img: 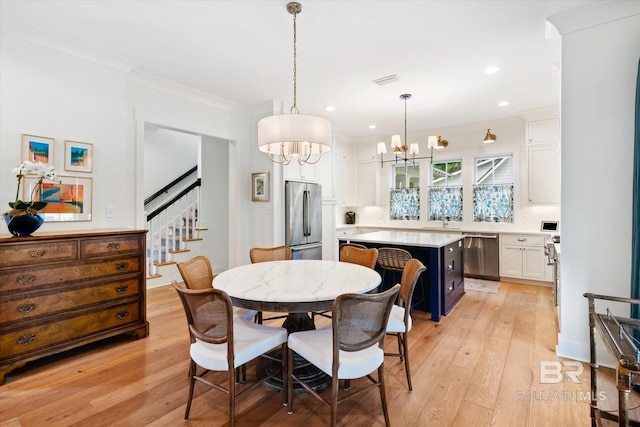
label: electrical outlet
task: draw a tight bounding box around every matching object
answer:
[106,206,115,218]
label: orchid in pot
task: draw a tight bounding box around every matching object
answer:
[3,161,60,236]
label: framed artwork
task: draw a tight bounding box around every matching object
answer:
[64,140,93,173]
[251,172,269,202]
[22,134,55,166]
[24,175,93,222]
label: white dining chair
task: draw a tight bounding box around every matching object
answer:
[172,283,288,427]
[287,284,400,427]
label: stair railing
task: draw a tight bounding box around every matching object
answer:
[145,182,201,277]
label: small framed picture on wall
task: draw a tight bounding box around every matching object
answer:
[22,134,55,166]
[64,140,93,173]
[251,172,269,202]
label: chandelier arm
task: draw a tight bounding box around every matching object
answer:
[298,153,322,165]
[268,149,292,165]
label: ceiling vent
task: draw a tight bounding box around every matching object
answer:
[372,74,400,86]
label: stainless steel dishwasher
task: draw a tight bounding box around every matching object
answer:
[463,233,500,281]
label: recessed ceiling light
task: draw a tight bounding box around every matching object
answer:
[498,101,509,107]
[325,105,335,111]
[484,66,499,75]
[369,125,376,129]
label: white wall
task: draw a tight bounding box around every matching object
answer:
[0,34,132,230]
[550,5,640,361]
[0,32,256,279]
[144,126,199,197]
[127,75,253,270]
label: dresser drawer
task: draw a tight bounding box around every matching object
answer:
[0,301,142,359]
[0,240,78,268]
[80,235,143,258]
[0,256,141,293]
[0,277,141,324]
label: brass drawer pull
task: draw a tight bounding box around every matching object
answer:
[29,248,47,258]
[107,242,121,250]
[18,333,36,346]
[116,310,129,320]
[116,285,129,294]
[17,274,36,285]
[115,262,129,271]
[17,303,36,313]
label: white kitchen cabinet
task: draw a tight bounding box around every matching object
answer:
[336,226,358,237]
[527,143,560,204]
[500,234,551,282]
[283,161,317,182]
[527,118,559,145]
[335,160,355,205]
[356,162,379,205]
[358,143,377,163]
[354,143,380,206]
[334,141,354,163]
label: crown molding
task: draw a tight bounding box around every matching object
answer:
[1,17,140,73]
[128,70,248,115]
[548,1,640,35]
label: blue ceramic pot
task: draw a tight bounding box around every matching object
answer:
[3,213,44,237]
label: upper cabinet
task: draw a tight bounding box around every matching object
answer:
[356,143,381,206]
[527,144,561,204]
[334,140,354,163]
[334,141,355,205]
[527,119,560,145]
[283,136,335,200]
[283,160,317,182]
[526,118,561,204]
[358,143,377,163]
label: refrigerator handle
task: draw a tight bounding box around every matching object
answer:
[303,190,310,236]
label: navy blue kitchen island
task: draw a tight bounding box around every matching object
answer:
[338,230,465,322]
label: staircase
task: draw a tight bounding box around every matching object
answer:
[145,172,206,285]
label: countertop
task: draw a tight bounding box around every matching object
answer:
[336,224,556,237]
[338,230,464,248]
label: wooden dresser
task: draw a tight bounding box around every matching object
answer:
[0,229,149,384]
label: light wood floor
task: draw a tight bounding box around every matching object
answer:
[0,281,597,426]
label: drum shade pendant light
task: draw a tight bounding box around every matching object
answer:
[483,128,497,143]
[377,94,447,168]
[258,2,332,165]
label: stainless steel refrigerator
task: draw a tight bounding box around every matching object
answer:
[285,180,322,259]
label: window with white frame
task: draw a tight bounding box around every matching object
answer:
[473,155,514,223]
[428,160,462,222]
[390,164,420,220]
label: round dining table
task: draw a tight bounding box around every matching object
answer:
[213,259,382,392]
[213,259,381,331]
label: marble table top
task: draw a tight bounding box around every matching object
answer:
[213,260,381,304]
[339,230,464,248]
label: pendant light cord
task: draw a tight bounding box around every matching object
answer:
[291,7,298,114]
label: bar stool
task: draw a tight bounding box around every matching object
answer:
[376,247,411,291]
[377,248,427,311]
